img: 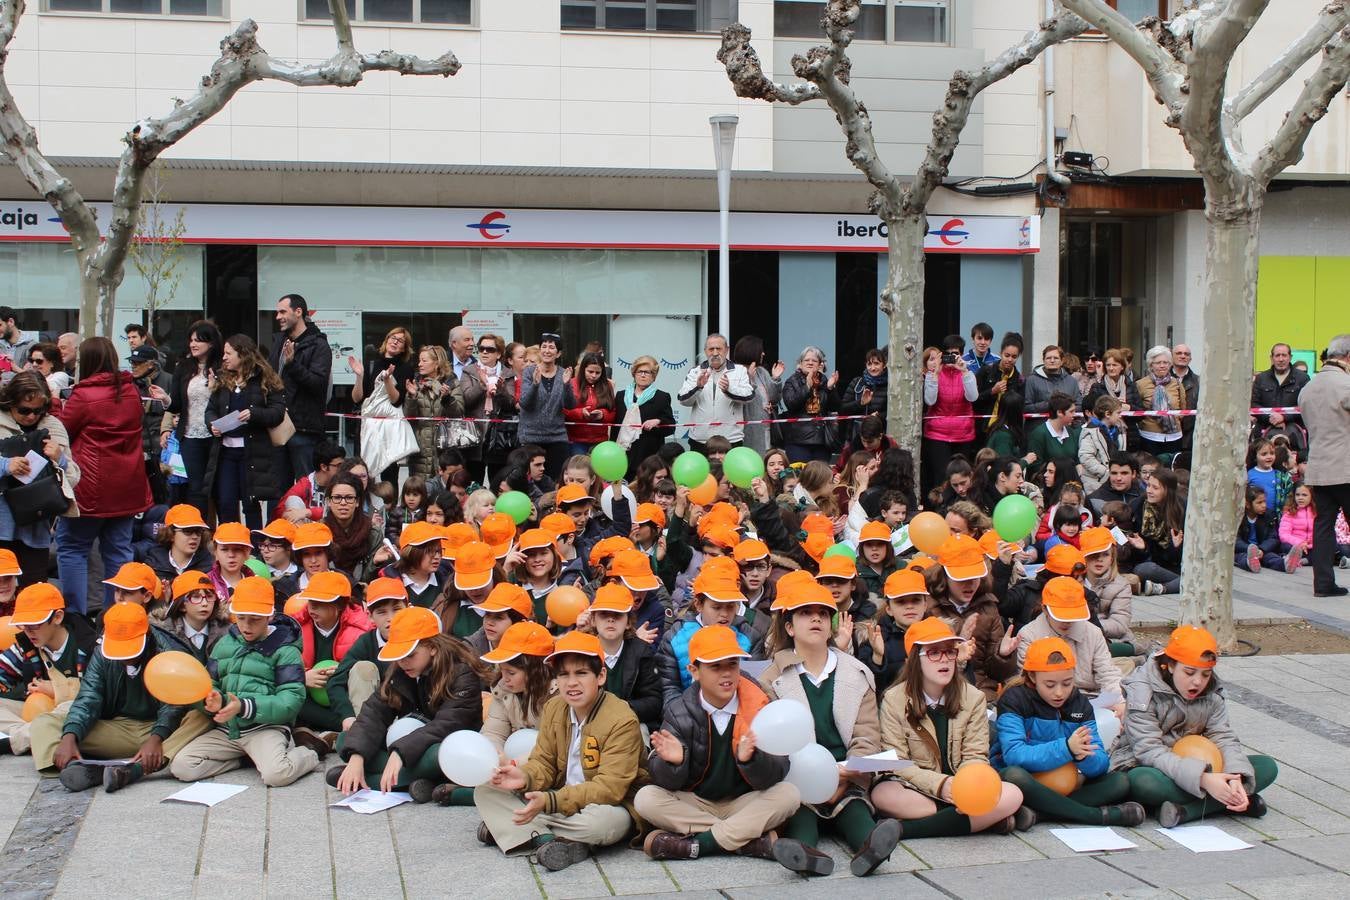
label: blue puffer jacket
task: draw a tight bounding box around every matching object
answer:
[992,682,1109,778]
[655,613,753,709]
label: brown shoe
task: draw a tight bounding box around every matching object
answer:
[643,830,699,860]
[291,727,331,760]
[735,831,777,859]
[773,838,834,876]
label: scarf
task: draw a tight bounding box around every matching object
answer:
[1089,416,1119,445]
[1102,374,1128,402]
[326,512,374,575]
[625,381,658,408]
[1150,373,1178,434]
[1140,503,1169,545]
[859,369,886,395]
[987,367,1013,430]
[802,374,822,416]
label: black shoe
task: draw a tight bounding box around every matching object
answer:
[534,837,591,872]
[1014,805,1038,831]
[850,818,902,877]
[773,838,834,876]
[1157,801,1188,828]
[1240,794,1268,819]
[1109,802,1146,827]
[432,783,460,807]
[0,734,10,755]
[735,832,777,859]
[408,779,437,804]
[1314,586,1349,597]
[476,820,493,845]
[59,762,102,793]
[102,763,144,794]
[325,765,345,788]
[292,728,331,760]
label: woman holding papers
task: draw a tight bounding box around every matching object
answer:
[206,335,286,529]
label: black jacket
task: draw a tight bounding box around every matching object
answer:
[857,614,908,693]
[1088,482,1145,523]
[974,362,1026,418]
[1000,573,1104,633]
[340,661,482,767]
[205,374,287,503]
[1235,512,1280,553]
[648,681,788,794]
[138,543,213,582]
[612,389,675,476]
[1251,366,1309,427]
[268,323,332,434]
[606,636,663,731]
[779,370,839,448]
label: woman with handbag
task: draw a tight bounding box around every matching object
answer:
[56,337,151,616]
[404,345,465,480]
[460,333,518,482]
[612,355,674,479]
[0,372,78,587]
[349,327,417,485]
[164,320,223,518]
[206,335,286,529]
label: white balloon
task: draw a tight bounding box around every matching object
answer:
[385,716,425,747]
[751,699,815,756]
[438,729,498,787]
[786,743,840,804]
[1094,708,1122,751]
[503,728,539,763]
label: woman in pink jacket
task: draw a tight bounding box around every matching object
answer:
[1279,484,1316,557]
[922,336,979,499]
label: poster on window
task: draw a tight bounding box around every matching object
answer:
[311,309,363,386]
[462,310,513,345]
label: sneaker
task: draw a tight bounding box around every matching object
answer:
[476,820,493,845]
[1284,545,1304,574]
[58,762,102,793]
[102,763,143,794]
[292,727,331,760]
[324,765,345,788]
[408,779,437,804]
[850,818,902,877]
[642,830,699,860]
[1314,586,1349,597]
[1108,802,1146,827]
[1246,544,1262,573]
[773,838,834,876]
[1013,805,1038,831]
[1240,794,1268,819]
[1157,801,1188,829]
[534,837,591,872]
[735,832,777,859]
[1144,580,1166,596]
[1338,556,1349,570]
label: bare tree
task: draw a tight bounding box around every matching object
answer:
[1059,0,1350,648]
[0,0,460,339]
[718,0,1087,476]
[128,165,187,343]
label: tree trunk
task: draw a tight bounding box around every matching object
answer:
[882,212,926,481]
[1178,185,1264,650]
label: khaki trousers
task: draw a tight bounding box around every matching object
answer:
[30,710,212,773]
[473,783,633,854]
[348,661,380,717]
[634,782,800,850]
[169,725,320,787]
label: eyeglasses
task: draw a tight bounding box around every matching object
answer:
[634,368,657,376]
[15,406,46,417]
[329,494,358,504]
[923,646,960,662]
[184,592,216,604]
[260,538,288,548]
[740,561,771,572]
[478,345,499,353]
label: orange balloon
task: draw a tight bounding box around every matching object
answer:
[689,475,718,507]
[908,512,951,555]
[545,585,590,627]
[0,616,16,652]
[21,692,55,722]
[481,690,493,720]
[1031,761,1082,796]
[951,761,1002,816]
[283,594,307,618]
[144,650,213,706]
[1172,734,1224,772]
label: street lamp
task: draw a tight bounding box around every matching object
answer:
[709,114,739,339]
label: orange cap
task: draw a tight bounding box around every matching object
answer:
[481,621,555,663]
[884,568,929,600]
[590,583,635,614]
[556,484,594,507]
[610,548,659,592]
[1045,544,1087,575]
[770,575,836,612]
[516,528,558,553]
[692,556,747,603]
[440,522,479,559]
[540,512,577,537]
[936,534,988,582]
[171,571,216,602]
[292,522,334,551]
[103,562,163,599]
[378,607,444,662]
[732,539,770,564]
[229,578,275,617]
[298,570,352,603]
[0,548,20,577]
[1042,576,1089,622]
[453,541,497,590]
[701,524,741,550]
[11,583,65,626]
[800,513,833,538]
[1079,527,1114,557]
[816,555,857,581]
[588,536,635,570]
[1164,625,1219,669]
[1023,636,1077,672]
[688,624,750,664]
[212,522,252,547]
[101,602,150,660]
[858,521,892,544]
[801,532,833,564]
[545,629,604,663]
[480,512,517,557]
[164,504,209,530]
[906,555,937,572]
[254,518,297,544]
[364,576,409,608]
[904,616,959,655]
[472,582,533,619]
[399,521,444,550]
[978,530,1019,559]
[698,503,740,533]
[635,503,667,530]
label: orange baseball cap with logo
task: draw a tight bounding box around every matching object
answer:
[688,624,750,664]
[101,602,151,660]
[364,576,409,608]
[858,521,892,544]
[254,519,297,544]
[299,570,352,603]
[472,582,533,619]
[540,512,577,537]
[801,533,833,564]
[516,528,558,553]
[480,512,517,557]
[588,535,635,570]
[698,503,740,535]
[770,576,835,612]
[229,578,275,618]
[545,629,604,664]
[378,607,444,662]
[103,562,163,599]
[800,513,833,538]
[635,503,667,530]
[399,521,443,551]
[292,522,334,551]
[904,616,959,655]
[171,571,216,603]
[1023,636,1077,672]
[816,555,857,581]
[556,484,595,507]
[1079,527,1114,557]
[590,583,635,614]
[213,522,252,548]
[481,621,555,664]
[610,549,659,592]
[453,541,496,590]
[1045,544,1087,575]
[1164,625,1219,669]
[701,524,741,551]
[884,568,929,600]
[440,522,479,559]
[10,583,65,626]
[1042,576,1089,622]
[732,539,770,564]
[164,504,209,530]
[692,557,746,603]
[936,534,988,582]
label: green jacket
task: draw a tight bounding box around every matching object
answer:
[62,625,193,743]
[206,615,306,739]
[1024,422,1081,479]
[326,628,388,721]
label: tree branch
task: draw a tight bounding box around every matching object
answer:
[330,0,355,54]
[1252,26,1350,185]
[1228,1,1349,123]
[1059,0,1186,112]
[716,23,822,104]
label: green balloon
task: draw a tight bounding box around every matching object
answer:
[823,543,857,561]
[495,490,534,525]
[672,450,710,488]
[722,446,766,489]
[245,558,271,581]
[308,659,339,706]
[993,494,1039,542]
[589,441,628,483]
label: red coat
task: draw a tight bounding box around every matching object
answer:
[294,602,374,668]
[563,381,617,446]
[57,371,152,518]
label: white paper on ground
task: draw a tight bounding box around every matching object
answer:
[330,790,414,814]
[1156,825,1253,853]
[72,758,134,767]
[1049,827,1139,853]
[1090,691,1124,709]
[12,451,47,485]
[163,782,248,807]
[843,749,914,773]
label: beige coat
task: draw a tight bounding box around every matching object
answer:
[1087,572,1136,645]
[480,679,552,753]
[879,678,988,799]
[1016,616,1122,697]
[0,410,79,515]
[758,648,882,759]
[1300,362,1350,486]
[1133,376,1187,437]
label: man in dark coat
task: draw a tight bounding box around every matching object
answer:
[269,294,332,488]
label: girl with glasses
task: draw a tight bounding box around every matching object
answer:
[0,372,75,587]
[613,355,675,479]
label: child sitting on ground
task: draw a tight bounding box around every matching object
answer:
[0,584,95,756]
[328,577,409,731]
[858,568,930,692]
[292,571,373,746]
[1235,486,1301,574]
[656,558,755,708]
[855,521,900,600]
[152,571,231,662]
[581,583,663,734]
[1016,577,1123,707]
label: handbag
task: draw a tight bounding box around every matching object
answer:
[482,418,519,457]
[437,418,480,449]
[269,411,296,447]
[616,399,643,450]
[4,466,69,526]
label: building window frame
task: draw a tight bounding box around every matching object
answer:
[1106,0,1170,22]
[41,0,228,17]
[560,0,737,34]
[298,0,477,26]
[773,0,951,47]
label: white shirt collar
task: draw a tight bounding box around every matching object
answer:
[565,705,586,786]
[402,572,438,591]
[603,643,623,670]
[44,636,70,662]
[529,582,557,598]
[315,621,339,638]
[699,690,739,735]
[1047,420,1069,441]
[794,648,838,688]
[923,691,943,709]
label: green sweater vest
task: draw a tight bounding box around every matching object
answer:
[800,673,847,762]
[699,718,745,801]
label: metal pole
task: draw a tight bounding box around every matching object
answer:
[718,164,731,335]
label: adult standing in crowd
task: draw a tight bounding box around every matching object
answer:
[613,354,674,477]
[974,332,1024,426]
[460,333,518,481]
[1075,347,1103,398]
[780,345,840,463]
[518,332,571,479]
[839,347,888,447]
[1300,335,1350,598]
[57,337,152,616]
[0,372,76,585]
[1086,348,1141,412]
[920,336,977,496]
[165,321,223,518]
[731,335,784,454]
[208,335,287,529]
[57,332,78,380]
[26,342,72,397]
[404,345,465,481]
[448,325,475,382]
[1134,345,1187,461]
[269,294,332,487]
[350,326,416,484]
[678,333,754,454]
[563,351,617,457]
[1171,343,1200,450]
[1024,344,1082,414]
[0,307,35,369]
[1251,342,1310,431]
